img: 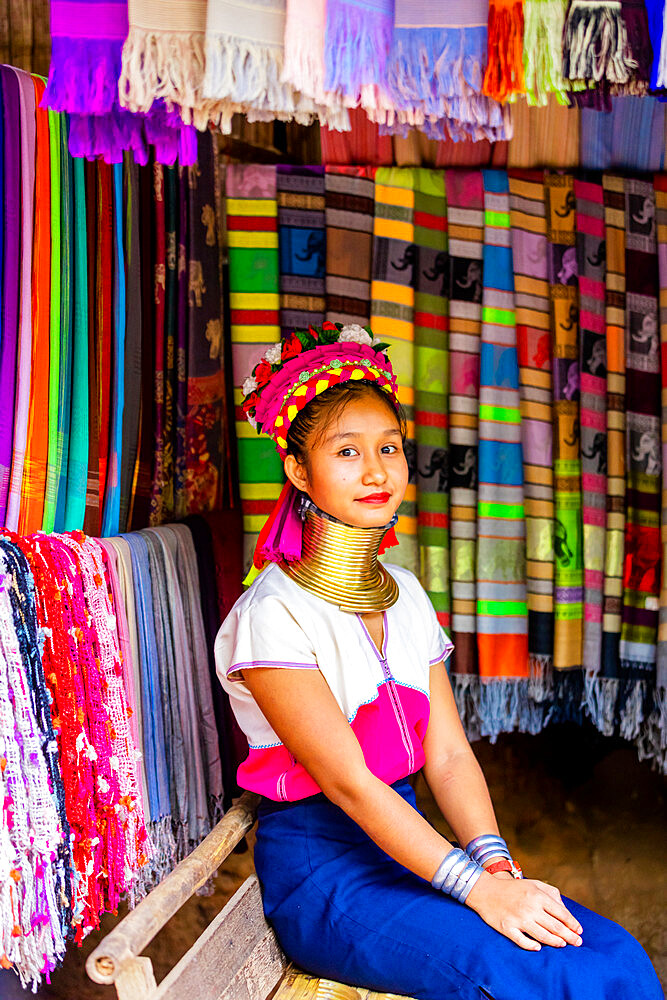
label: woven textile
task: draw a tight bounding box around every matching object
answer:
[474,170,531,736]
[370,167,418,573]
[522,0,570,105]
[507,97,580,169]
[175,165,189,517]
[508,170,554,680]
[83,161,101,537]
[120,158,143,534]
[95,163,115,530]
[619,179,661,728]
[413,170,449,628]
[42,108,62,533]
[482,0,526,103]
[150,164,167,526]
[546,172,583,673]
[325,167,375,326]
[277,166,326,339]
[445,170,484,679]
[325,0,393,115]
[580,97,666,172]
[53,114,73,534]
[282,0,349,128]
[574,179,607,676]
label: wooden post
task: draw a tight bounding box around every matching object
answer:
[115,957,158,1000]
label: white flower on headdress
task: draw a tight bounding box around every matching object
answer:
[338,324,373,345]
[263,342,283,365]
[242,375,257,396]
[247,414,257,430]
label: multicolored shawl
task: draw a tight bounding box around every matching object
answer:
[325,0,393,115]
[508,170,554,686]
[619,178,661,734]
[325,167,375,326]
[185,133,226,515]
[150,163,167,526]
[83,161,101,537]
[522,0,570,105]
[5,70,36,532]
[580,97,666,171]
[574,179,607,676]
[18,77,50,535]
[476,170,531,737]
[277,166,326,339]
[597,174,626,727]
[226,164,283,570]
[387,0,512,141]
[62,156,89,532]
[120,157,143,534]
[0,67,21,524]
[53,114,74,534]
[413,169,449,628]
[545,172,583,673]
[445,170,483,684]
[370,167,418,573]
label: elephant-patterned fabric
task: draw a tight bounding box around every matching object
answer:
[226,165,667,775]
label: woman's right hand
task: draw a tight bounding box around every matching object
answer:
[465,872,584,952]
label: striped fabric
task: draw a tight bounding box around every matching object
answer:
[226,164,284,571]
[508,169,554,683]
[42,109,62,534]
[413,169,449,628]
[476,170,531,735]
[53,113,73,533]
[574,179,607,677]
[325,167,375,326]
[445,170,484,681]
[620,178,661,728]
[370,167,418,573]
[545,172,583,673]
[277,166,326,338]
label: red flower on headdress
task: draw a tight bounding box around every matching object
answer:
[282,333,303,361]
[253,360,272,388]
[308,325,320,341]
[322,321,338,332]
[242,391,259,413]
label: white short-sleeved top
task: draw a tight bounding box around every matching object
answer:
[215,562,453,801]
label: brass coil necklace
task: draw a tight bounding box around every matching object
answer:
[281,500,399,613]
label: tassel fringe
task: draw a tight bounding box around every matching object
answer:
[483,0,526,102]
[562,0,637,86]
[324,0,393,101]
[523,0,570,105]
[44,38,122,115]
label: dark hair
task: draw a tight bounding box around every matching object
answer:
[286,380,406,465]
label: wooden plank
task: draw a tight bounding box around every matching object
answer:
[87,792,260,986]
[0,0,11,65]
[8,0,32,70]
[115,958,158,1000]
[31,0,50,76]
[273,969,417,1000]
[155,876,286,1000]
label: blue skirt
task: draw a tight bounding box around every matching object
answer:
[254,779,663,1000]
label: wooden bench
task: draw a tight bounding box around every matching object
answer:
[87,791,415,1000]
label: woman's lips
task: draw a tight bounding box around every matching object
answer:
[356,492,391,504]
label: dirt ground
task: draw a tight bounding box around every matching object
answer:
[3,723,665,998]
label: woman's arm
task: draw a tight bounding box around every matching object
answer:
[242,665,582,951]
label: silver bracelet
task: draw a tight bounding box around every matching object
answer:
[431,848,484,903]
[466,834,522,878]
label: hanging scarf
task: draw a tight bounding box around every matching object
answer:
[53,114,74,534]
[120,157,142,534]
[5,71,36,533]
[370,167,418,573]
[83,161,101,537]
[277,166,326,339]
[282,0,349,128]
[545,173,584,675]
[150,163,168,526]
[19,77,50,536]
[522,0,570,105]
[226,164,283,569]
[324,167,375,326]
[508,169,554,690]
[325,0,393,116]
[574,179,607,678]
[580,96,665,171]
[185,133,226,514]
[619,178,661,734]
[482,0,526,102]
[174,165,189,518]
[645,0,667,91]
[43,110,61,533]
[0,67,21,524]
[162,166,178,521]
[444,169,483,700]
[413,169,450,630]
[476,170,532,737]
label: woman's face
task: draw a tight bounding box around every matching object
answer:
[285,393,409,528]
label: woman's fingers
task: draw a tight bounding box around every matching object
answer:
[534,912,583,947]
[507,927,542,952]
[543,896,583,936]
[533,880,561,901]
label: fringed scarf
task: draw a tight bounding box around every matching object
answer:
[325,0,393,117]
[475,170,533,738]
[282,0,349,129]
[645,0,667,92]
[414,169,450,630]
[226,164,283,571]
[522,0,570,105]
[445,170,483,693]
[482,0,526,102]
[574,179,607,678]
[324,167,375,326]
[508,170,554,691]
[619,178,661,736]
[545,173,584,676]
[370,167,418,573]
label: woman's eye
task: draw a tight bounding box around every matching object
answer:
[338,447,358,457]
[381,444,398,454]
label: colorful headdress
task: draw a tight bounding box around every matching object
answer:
[240,323,400,577]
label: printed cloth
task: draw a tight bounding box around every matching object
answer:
[508,170,554,681]
[325,167,375,326]
[370,167,418,573]
[546,172,583,673]
[277,166,326,340]
[619,179,661,730]
[216,561,451,801]
[476,170,531,737]
[574,179,607,676]
[445,170,484,682]
[226,164,283,570]
[413,170,449,628]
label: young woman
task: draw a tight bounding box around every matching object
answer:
[215,325,662,1000]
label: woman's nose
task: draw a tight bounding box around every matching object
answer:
[362,456,387,484]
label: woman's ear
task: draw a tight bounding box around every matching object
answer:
[284,454,309,493]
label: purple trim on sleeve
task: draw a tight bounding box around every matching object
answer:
[226,659,319,679]
[429,641,454,666]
